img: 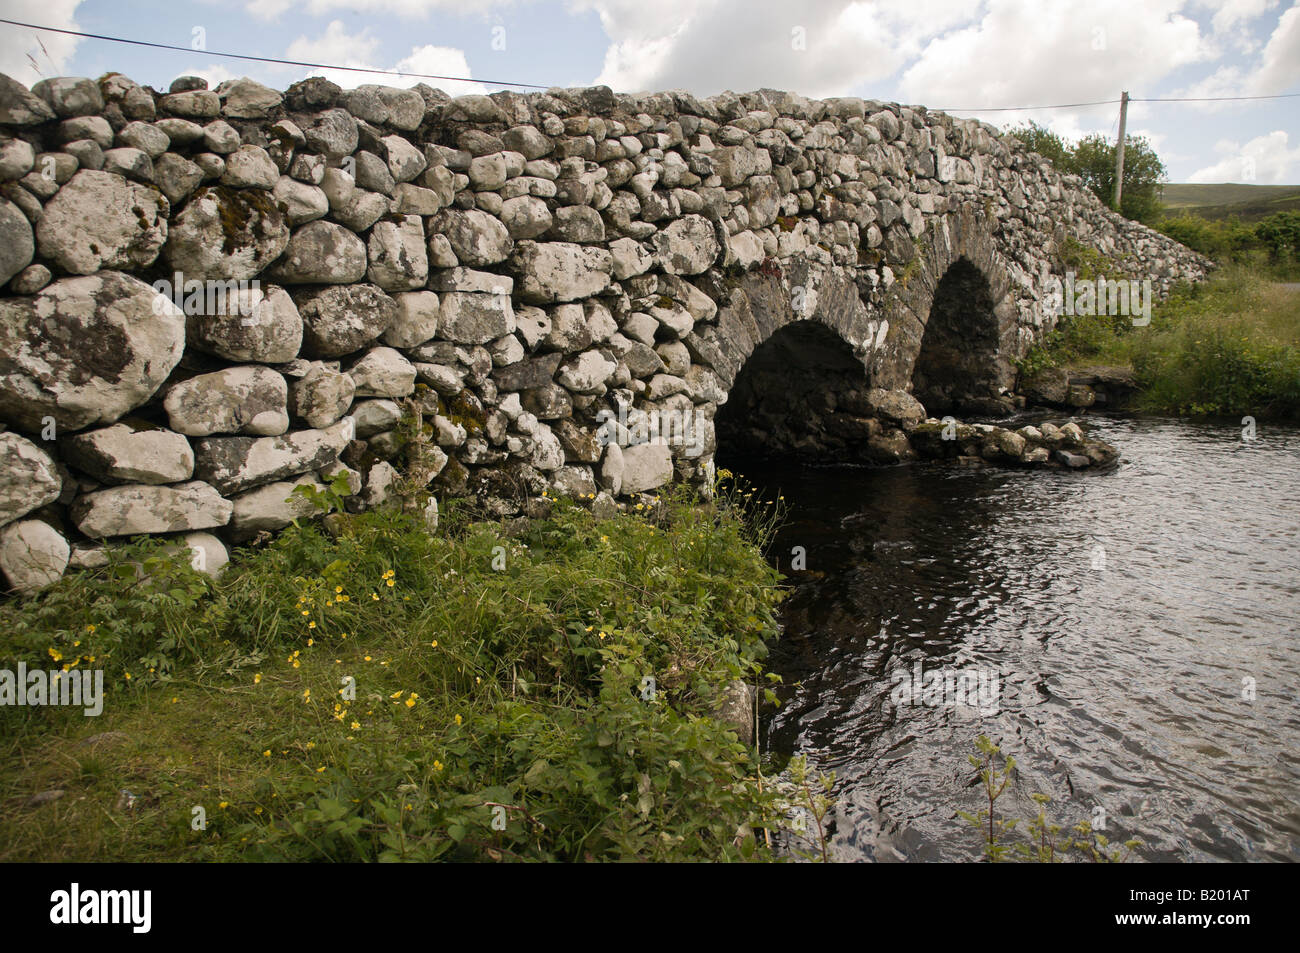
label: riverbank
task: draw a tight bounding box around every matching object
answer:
[1019,266,1300,420]
[0,489,791,862]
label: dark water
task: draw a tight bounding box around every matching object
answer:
[733,415,1300,862]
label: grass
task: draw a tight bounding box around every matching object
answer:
[0,482,800,862]
[1159,183,1300,222]
[1021,264,1300,419]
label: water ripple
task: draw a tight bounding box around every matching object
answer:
[744,416,1300,862]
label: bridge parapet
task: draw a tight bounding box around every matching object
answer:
[0,73,1209,591]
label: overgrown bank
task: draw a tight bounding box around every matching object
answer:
[1019,263,1300,420]
[0,485,801,862]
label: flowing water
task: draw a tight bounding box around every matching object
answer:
[729,415,1300,862]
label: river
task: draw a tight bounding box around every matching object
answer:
[728,414,1300,862]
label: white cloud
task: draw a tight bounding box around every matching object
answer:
[391,45,487,95]
[1206,0,1278,34]
[1188,130,1300,182]
[246,0,296,20]
[248,0,513,19]
[285,19,485,94]
[572,0,978,97]
[0,0,84,86]
[285,19,383,67]
[1249,2,1300,94]
[899,0,1208,121]
[1167,5,1299,110]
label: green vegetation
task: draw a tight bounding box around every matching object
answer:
[1155,210,1300,278]
[1021,264,1300,418]
[1009,121,1167,223]
[0,478,819,862]
[961,735,1140,863]
[1159,183,1300,222]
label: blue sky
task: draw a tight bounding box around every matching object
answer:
[1,0,1296,183]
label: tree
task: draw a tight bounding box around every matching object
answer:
[1255,211,1300,262]
[1006,123,1168,225]
[1072,133,1167,224]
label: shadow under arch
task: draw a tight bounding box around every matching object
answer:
[696,260,884,466]
[714,319,870,463]
[911,256,1004,415]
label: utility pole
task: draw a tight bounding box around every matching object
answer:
[1113,90,1129,211]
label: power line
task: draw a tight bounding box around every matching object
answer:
[932,98,1121,112]
[0,17,549,89]
[934,91,1300,112]
[1133,92,1300,102]
[3,17,1299,109]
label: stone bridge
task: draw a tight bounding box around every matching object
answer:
[0,72,1209,593]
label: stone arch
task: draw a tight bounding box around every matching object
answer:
[691,259,885,464]
[869,203,1020,414]
[687,258,882,396]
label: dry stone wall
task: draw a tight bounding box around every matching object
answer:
[0,71,1210,594]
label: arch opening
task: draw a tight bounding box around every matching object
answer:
[714,321,877,466]
[911,257,1005,415]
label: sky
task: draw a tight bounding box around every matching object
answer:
[0,0,1296,184]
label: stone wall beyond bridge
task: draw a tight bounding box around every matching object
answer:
[0,72,1209,593]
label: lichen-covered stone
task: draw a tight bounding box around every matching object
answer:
[227,473,322,541]
[0,272,185,432]
[382,291,440,348]
[216,77,283,119]
[186,284,302,363]
[293,283,398,358]
[60,422,195,485]
[347,346,416,398]
[435,208,514,266]
[164,366,290,436]
[0,433,61,528]
[439,291,515,345]
[0,198,33,287]
[72,481,234,538]
[0,519,69,594]
[290,362,355,429]
[510,241,611,303]
[193,419,355,495]
[36,170,169,275]
[164,185,289,279]
[367,214,428,290]
[269,220,367,284]
[0,73,57,126]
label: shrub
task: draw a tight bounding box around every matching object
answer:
[0,489,806,862]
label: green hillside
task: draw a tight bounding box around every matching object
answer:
[1160,183,1300,222]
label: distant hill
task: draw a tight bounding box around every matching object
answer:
[1160,183,1300,222]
